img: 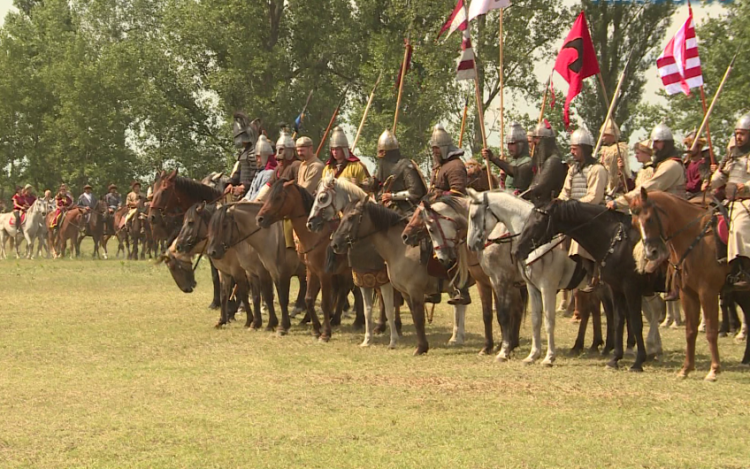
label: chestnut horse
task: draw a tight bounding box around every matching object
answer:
[256,180,356,342]
[52,207,85,259]
[77,200,106,259]
[629,189,750,379]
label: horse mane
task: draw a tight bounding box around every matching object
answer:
[555,200,629,226]
[268,178,315,213]
[435,195,468,227]
[332,176,368,201]
[186,201,217,224]
[363,201,406,229]
[173,176,223,202]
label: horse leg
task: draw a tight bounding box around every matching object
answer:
[642,294,664,360]
[523,287,543,365]
[541,283,557,367]
[380,284,397,349]
[360,287,375,347]
[699,287,721,381]
[571,290,589,354]
[732,293,750,365]
[329,279,342,327]
[626,289,647,372]
[216,275,233,328]
[242,279,258,329]
[407,295,429,355]
[374,291,387,334]
[274,277,292,335]
[352,286,365,331]
[304,273,322,337]
[477,281,494,356]
[601,288,616,356]
[448,304,466,346]
[261,273,278,332]
[590,293,604,352]
[290,271,307,318]
[319,275,333,341]
[678,288,700,378]
[493,285,514,361]
[719,291,731,336]
[208,261,221,309]
[607,293,627,369]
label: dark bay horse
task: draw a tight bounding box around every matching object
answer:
[630,189,750,378]
[513,199,660,372]
[150,169,224,309]
[77,200,106,258]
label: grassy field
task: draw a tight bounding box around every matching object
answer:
[1,240,749,469]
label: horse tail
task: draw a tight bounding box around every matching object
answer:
[324,245,339,274]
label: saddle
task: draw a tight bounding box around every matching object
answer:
[10,213,26,226]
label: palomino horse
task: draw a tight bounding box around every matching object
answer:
[76,200,106,259]
[150,169,225,309]
[401,196,525,357]
[513,199,663,372]
[206,202,309,335]
[256,179,358,342]
[630,189,750,378]
[307,176,399,349]
[330,199,470,356]
[0,199,49,259]
[169,202,273,329]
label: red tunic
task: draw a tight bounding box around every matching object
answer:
[11,194,25,212]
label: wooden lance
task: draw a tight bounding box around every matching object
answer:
[352,70,384,153]
[473,53,493,190]
[458,96,470,147]
[498,8,506,159]
[690,52,738,154]
[393,37,411,135]
[315,87,349,159]
[291,89,315,140]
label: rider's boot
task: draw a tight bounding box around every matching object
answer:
[730,257,750,291]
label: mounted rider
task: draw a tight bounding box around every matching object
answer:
[523,120,567,205]
[683,130,713,200]
[50,184,73,231]
[708,112,750,290]
[295,136,324,194]
[428,124,468,199]
[632,140,655,185]
[78,184,97,228]
[597,120,632,197]
[609,123,686,211]
[243,135,277,201]
[369,129,427,217]
[482,122,533,194]
[121,181,144,231]
[225,112,258,200]
[12,184,35,233]
[322,126,369,185]
[426,124,471,305]
[559,127,608,292]
[104,184,121,212]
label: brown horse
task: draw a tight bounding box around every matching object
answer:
[256,180,354,341]
[629,189,750,379]
[52,207,85,258]
[103,206,128,258]
[76,200,106,258]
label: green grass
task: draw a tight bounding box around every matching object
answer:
[1,240,749,468]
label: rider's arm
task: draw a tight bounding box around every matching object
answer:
[614,160,683,210]
[558,170,573,201]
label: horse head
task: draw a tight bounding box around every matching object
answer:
[628,187,670,263]
[257,179,312,229]
[466,189,493,252]
[158,246,197,293]
[421,199,466,267]
[175,201,209,254]
[330,199,367,255]
[513,198,558,262]
[401,202,429,246]
[149,169,179,222]
[307,176,338,232]
[206,204,234,260]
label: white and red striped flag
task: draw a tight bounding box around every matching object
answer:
[437,0,468,40]
[456,28,477,81]
[657,9,703,95]
[468,0,511,21]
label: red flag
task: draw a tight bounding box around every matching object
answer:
[437,0,468,40]
[553,12,600,129]
[456,29,477,81]
[657,8,703,96]
[395,40,414,88]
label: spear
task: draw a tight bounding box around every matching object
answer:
[457,95,470,147]
[393,37,412,135]
[291,89,315,140]
[351,70,384,154]
[315,86,350,159]
[690,50,739,153]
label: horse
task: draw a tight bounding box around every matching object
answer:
[0,199,49,259]
[401,196,526,357]
[256,179,358,342]
[125,199,148,260]
[206,201,309,336]
[104,206,129,259]
[150,169,226,309]
[330,198,472,356]
[50,206,87,259]
[307,176,400,349]
[629,189,750,378]
[76,200,106,259]
[169,202,273,329]
[513,198,661,372]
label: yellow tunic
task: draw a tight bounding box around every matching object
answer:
[322,160,369,185]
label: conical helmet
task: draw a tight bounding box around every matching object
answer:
[633,139,653,156]
[650,123,673,142]
[377,129,399,152]
[429,124,453,148]
[735,113,750,131]
[505,122,527,144]
[600,119,621,139]
[256,135,274,166]
[570,127,595,147]
[532,120,555,138]
[330,126,349,149]
[232,112,256,149]
[276,131,296,160]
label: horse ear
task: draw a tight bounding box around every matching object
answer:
[640,186,648,202]
[466,188,480,202]
[197,201,206,212]
[167,169,178,181]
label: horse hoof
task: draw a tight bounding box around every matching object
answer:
[625,347,635,357]
[352,322,364,332]
[522,357,536,365]
[214,323,225,329]
[447,338,463,346]
[719,332,728,338]
[373,324,386,335]
[629,365,644,373]
[676,370,688,379]
[569,347,583,356]
[276,329,288,337]
[359,340,372,348]
[606,359,619,370]
[208,302,220,310]
[495,354,508,363]
[388,341,398,350]
[704,371,718,382]
[542,359,554,367]
[478,347,491,356]
[413,345,429,356]
[319,335,330,343]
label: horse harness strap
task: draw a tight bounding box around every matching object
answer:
[599,223,625,268]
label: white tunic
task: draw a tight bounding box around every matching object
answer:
[710,151,750,262]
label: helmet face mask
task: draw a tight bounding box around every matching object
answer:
[276,132,296,161]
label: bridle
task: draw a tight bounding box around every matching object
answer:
[422,203,463,253]
[218,207,262,253]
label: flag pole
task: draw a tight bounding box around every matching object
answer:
[458,95,470,147]
[529,74,551,161]
[498,8,505,159]
[690,52,738,153]
[393,37,411,135]
[351,70,384,154]
[698,86,717,165]
[291,89,314,140]
[473,57,493,189]
[315,87,349,159]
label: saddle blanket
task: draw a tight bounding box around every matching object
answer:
[9,213,26,226]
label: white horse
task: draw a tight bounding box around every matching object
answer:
[307,176,398,349]
[0,199,47,259]
[23,199,51,259]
